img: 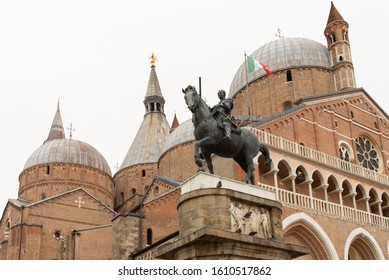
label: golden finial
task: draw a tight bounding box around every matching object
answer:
[149,53,158,67]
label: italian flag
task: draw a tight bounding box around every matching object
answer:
[247,56,272,76]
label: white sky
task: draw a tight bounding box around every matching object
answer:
[0,0,388,211]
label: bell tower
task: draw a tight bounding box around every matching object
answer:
[324,2,356,90]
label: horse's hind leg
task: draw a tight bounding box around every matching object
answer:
[233,154,255,184]
[243,153,256,185]
[203,152,214,174]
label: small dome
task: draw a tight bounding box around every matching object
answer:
[24,139,112,175]
[162,119,194,155]
[229,37,331,98]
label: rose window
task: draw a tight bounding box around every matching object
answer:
[355,136,380,172]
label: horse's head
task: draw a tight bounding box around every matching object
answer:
[182,85,199,113]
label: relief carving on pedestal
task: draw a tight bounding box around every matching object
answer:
[229,201,272,239]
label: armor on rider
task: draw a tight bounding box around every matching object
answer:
[212,89,234,140]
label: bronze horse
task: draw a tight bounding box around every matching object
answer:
[183,85,271,184]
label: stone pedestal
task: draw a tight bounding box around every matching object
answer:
[155,173,309,260]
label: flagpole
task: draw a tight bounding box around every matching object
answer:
[244,51,251,118]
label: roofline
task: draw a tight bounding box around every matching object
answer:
[295,87,389,120]
[71,224,112,233]
[129,176,182,213]
[253,87,389,129]
[25,188,117,214]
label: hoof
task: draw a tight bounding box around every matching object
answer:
[194,157,203,167]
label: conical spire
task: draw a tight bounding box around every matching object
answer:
[44,101,65,143]
[144,60,166,114]
[327,2,345,25]
[170,113,179,133]
[146,65,163,98]
[118,57,170,171]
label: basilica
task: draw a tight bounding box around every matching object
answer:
[1,2,388,260]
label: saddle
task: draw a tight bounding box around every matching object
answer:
[214,114,241,135]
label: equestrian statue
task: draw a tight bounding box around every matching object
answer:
[182,85,271,185]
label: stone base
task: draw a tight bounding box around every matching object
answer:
[155,173,309,260]
[155,227,309,260]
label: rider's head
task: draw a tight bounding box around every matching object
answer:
[218,89,226,100]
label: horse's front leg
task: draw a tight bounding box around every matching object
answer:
[194,137,214,172]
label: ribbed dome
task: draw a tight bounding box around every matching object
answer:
[229,37,331,98]
[162,119,194,154]
[24,139,112,176]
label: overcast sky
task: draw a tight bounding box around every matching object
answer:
[0,0,388,211]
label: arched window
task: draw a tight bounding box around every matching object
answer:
[286,70,292,82]
[338,141,354,162]
[142,170,146,177]
[146,228,153,245]
[150,103,155,112]
[46,165,50,175]
[331,33,336,43]
[339,55,344,62]
[156,103,161,112]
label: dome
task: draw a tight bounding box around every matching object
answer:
[24,139,112,176]
[229,37,331,98]
[162,119,195,155]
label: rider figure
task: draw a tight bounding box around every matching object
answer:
[212,89,234,140]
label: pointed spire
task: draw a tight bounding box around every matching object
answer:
[118,56,170,171]
[170,113,179,133]
[144,54,166,114]
[145,65,163,98]
[327,2,345,25]
[44,100,65,143]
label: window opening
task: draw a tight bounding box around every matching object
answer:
[286,70,292,82]
[146,228,153,245]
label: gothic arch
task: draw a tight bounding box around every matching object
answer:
[368,188,380,215]
[355,184,368,211]
[295,165,310,196]
[382,192,389,218]
[344,228,385,260]
[283,213,338,260]
[326,175,340,204]
[311,170,326,201]
[276,159,293,191]
[341,179,354,208]
[295,165,309,184]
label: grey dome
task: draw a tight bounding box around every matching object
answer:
[24,139,112,176]
[162,119,194,155]
[229,38,331,98]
